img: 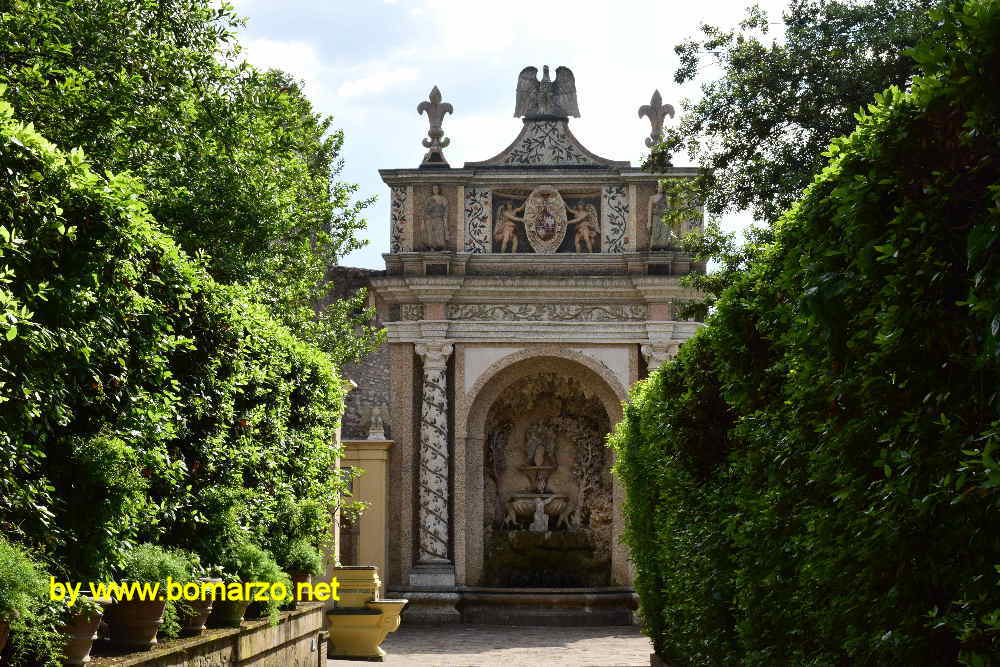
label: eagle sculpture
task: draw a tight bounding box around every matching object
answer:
[514,65,580,119]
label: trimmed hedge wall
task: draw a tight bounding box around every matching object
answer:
[0,91,346,581]
[612,2,1000,664]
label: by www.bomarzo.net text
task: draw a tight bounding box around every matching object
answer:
[49,577,340,606]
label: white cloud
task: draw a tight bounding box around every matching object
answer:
[242,37,325,83]
[336,66,420,98]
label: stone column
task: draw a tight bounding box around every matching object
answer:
[401,340,461,624]
[412,341,455,575]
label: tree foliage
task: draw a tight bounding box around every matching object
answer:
[614,1,1000,663]
[0,0,380,364]
[651,0,942,223]
[0,93,347,587]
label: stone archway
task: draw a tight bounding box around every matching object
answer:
[458,352,629,589]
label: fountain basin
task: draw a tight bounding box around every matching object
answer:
[509,493,568,518]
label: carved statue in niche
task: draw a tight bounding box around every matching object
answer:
[494,201,525,253]
[422,184,449,250]
[648,181,673,250]
[567,202,600,253]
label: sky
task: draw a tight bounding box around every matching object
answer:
[231,0,791,269]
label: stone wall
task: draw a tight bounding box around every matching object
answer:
[89,603,326,667]
[320,266,391,441]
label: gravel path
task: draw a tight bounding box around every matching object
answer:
[329,624,652,666]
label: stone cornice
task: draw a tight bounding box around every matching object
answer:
[385,320,701,343]
[370,274,701,305]
[377,167,698,187]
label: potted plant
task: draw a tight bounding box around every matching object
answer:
[177,555,222,636]
[57,596,110,665]
[209,541,290,627]
[0,537,48,654]
[283,539,323,605]
[102,544,192,650]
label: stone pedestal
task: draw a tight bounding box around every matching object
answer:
[387,589,461,625]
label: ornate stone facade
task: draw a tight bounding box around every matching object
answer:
[342,67,703,625]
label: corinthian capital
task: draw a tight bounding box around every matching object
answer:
[415,341,454,370]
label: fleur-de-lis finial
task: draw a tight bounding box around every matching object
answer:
[638,89,675,148]
[417,85,453,168]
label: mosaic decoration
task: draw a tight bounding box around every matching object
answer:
[414,342,453,563]
[501,121,591,165]
[390,186,409,253]
[464,187,492,253]
[601,185,628,253]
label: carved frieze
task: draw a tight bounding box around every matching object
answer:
[401,304,425,321]
[446,303,647,321]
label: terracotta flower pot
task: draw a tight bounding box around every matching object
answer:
[0,619,9,654]
[103,599,166,650]
[208,598,250,628]
[244,600,267,620]
[290,571,312,603]
[59,599,109,665]
[178,578,221,636]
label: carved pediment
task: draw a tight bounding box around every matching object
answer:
[464,120,629,169]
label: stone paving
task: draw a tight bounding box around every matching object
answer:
[329,624,653,666]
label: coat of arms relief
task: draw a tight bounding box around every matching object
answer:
[492,185,602,254]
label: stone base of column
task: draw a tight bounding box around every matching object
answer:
[388,590,460,625]
[408,563,455,587]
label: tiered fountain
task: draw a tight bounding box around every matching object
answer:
[506,435,569,531]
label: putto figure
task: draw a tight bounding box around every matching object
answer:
[567,203,600,253]
[494,202,525,253]
[514,65,580,120]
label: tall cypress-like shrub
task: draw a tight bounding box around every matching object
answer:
[612,2,1000,663]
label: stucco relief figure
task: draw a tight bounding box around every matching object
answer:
[422,185,449,250]
[648,181,673,250]
[567,203,600,253]
[494,202,525,253]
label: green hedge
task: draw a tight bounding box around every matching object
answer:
[0,89,346,582]
[611,2,1000,664]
